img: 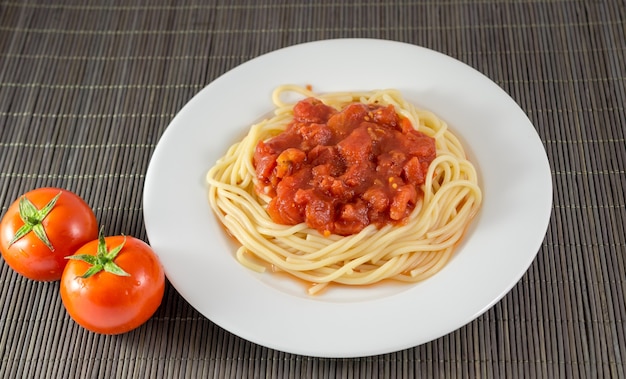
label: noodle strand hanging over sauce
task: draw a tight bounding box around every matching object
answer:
[206,85,482,295]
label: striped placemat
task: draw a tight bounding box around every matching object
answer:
[0,0,624,377]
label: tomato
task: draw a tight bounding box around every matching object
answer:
[60,233,165,335]
[0,187,99,281]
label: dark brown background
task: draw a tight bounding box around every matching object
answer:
[1,1,625,377]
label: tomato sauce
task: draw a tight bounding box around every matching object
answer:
[253,98,436,236]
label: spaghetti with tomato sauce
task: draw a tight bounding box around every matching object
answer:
[206,85,482,295]
[254,98,436,236]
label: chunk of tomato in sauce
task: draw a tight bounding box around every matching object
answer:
[275,148,306,179]
[337,125,374,165]
[371,105,399,129]
[267,171,309,225]
[327,103,369,138]
[293,98,336,124]
[390,184,418,221]
[334,200,370,236]
[297,123,333,149]
[253,141,278,188]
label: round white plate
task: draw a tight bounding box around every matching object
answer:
[143,39,552,357]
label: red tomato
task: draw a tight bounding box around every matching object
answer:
[60,234,165,335]
[0,187,99,281]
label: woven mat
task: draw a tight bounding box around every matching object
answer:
[1,0,625,377]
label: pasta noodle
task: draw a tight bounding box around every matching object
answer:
[206,85,482,295]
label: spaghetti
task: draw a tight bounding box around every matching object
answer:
[207,85,482,295]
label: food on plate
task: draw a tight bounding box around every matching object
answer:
[0,187,99,281]
[207,85,482,294]
[60,232,165,334]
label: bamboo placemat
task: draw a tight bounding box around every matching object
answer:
[1,0,624,377]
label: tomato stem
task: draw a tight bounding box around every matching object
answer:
[9,191,61,252]
[66,230,130,279]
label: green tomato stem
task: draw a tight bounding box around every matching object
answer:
[66,230,130,279]
[9,191,61,252]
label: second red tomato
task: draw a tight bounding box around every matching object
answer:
[60,234,165,335]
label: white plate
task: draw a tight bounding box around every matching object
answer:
[143,39,552,357]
